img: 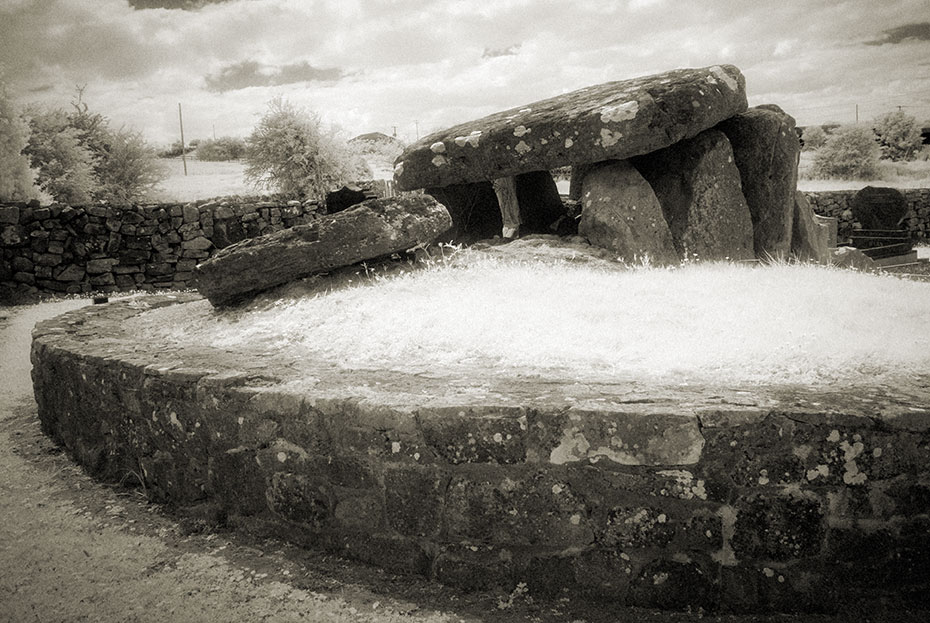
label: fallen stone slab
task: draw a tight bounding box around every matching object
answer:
[194,196,452,306]
[394,65,748,190]
[634,129,754,261]
[717,105,800,259]
[577,160,679,264]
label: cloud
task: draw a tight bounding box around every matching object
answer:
[127,0,234,9]
[482,44,521,58]
[866,22,930,45]
[204,61,344,92]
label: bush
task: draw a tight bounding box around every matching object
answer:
[873,110,923,161]
[811,125,881,180]
[23,90,166,205]
[24,107,98,204]
[196,136,247,161]
[801,126,828,151]
[244,97,369,199]
[0,80,43,202]
[158,139,196,158]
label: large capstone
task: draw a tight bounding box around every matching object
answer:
[394,65,748,190]
[717,105,800,259]
[577,160,678,265]
[634,129,754,261]
[194,196,452,306]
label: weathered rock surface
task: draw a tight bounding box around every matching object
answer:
[194,196,452,306]
[634,130,754,261]
[427,171,567,243]
[830,246,877,271]
[851,186,908,230]
[791,192,833,263]
[717,105,800,259]
[394,65,748,190]
[577,161,679,264]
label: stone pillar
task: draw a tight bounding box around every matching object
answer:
[492,176,521,238]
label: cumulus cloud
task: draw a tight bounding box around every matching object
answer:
[204,61,344,92]
[482,44,521,58]
[866,22,930,45]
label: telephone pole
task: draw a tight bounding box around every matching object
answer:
[178,103,188,176]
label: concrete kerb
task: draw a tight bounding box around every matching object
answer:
[30,294,930,614]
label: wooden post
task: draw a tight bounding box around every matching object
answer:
[492,176,520,238]
[178,103,188,176]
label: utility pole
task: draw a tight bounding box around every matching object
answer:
[855,104,858,124]
[414,120,419,139]
[392,125,397,138]
[213,123,216,140]
[178,103,188,176]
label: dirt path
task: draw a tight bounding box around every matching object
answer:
[0,299,911,623]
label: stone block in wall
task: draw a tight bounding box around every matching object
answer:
[86,258,118,274]
[11,256,33,272]
[0,206,20,224]
[89,273,116,286]
[2,225,25,245]
[13,271,35,285]
[54,264,85,282]
[181,236,212,251]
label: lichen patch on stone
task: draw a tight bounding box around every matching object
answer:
[599,128,622,147]
[515,140,532,155]
[431,155,448,167]
[710,65,738,91]
[429,142,446,154]
[513,125,531,137]
[599,101,639,123]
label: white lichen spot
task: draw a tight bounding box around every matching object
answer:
[519,108,532,113]
[710,65,739,91]
[539,138,547,145]
[550,427,590,464]
[564,138,574,148]
[840,440,865,462]
[827,429,841,443]
[429,141,446,154]
[620,552,630,561]
[792,444,813,461]
[763,567,775,578]
[515,140,531,155]
[453,130,482,148]
[431,155,448,167]
[276,451,287,463]
[513,125,530,137]
[653,572,669,586]
[493,432,503,443]
[599,128,622,147]
[692,100,701,108]
[778,575,785,583]
[570,514,581,525]
[552,484,564,495]
[873,447,883,458]
[169,411,182,430]
[806,464,830,481]
[413,452,421,461]
[237,417,244,426]
[843,460,867,485]
[599,100,639,123]
[758,469,769,486]
[391,441,402,454]
[657,514,667,524]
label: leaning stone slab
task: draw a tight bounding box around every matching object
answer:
[717,105,800,259]
[577,160,679,265]
[194,196,452,306]
[791,192,833,263]
[394,65,748,190]
[634,129,754,261]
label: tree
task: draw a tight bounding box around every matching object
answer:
[0,79,43,203]
[810,125,881,180]
[24,107,98,204]
[801,125,828,151]
[196,136,247,161]
[873,110,923,161]
[94,127,166,204]
[244,97,369,199]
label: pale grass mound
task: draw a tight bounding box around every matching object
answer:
[133,253,930,388]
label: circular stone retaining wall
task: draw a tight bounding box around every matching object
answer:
[31,294,930,614]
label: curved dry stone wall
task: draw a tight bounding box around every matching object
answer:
[806,188,930,242]
[32,295,930,615]
[0,198,319,303]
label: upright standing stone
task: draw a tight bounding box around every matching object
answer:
[578,161,679,265]
[394,65,748,191]
[717,105,800,259]
[791,191,832,263]
[634,130,754,261]
[194,196,452,306]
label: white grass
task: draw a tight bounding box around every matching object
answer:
[128,256,930,388]
[797,151,930,191]
[152,158,255,202]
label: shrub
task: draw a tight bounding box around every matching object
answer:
[810,125,881,180]
[801,126,828,151]
[24,107,98,204]
[0,80,43,202]
[158,139,196,158]
[196,136,247,161]
[94,127,166,204]
[244,97,368,199]
[873,110,923,161]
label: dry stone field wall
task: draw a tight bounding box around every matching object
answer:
[806,188,930,242]
[0,198,319,303]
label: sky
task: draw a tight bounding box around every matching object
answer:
[2,0,929,147]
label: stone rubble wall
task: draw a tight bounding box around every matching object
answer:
[804,188,930,242]
[0,197,320,303]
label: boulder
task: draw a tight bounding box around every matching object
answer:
[394,65,748,190]
[194,196,452,306]
[830,246,877,271]
[791,192,833,263]
[717,105,800,259]
[427,171,566,243]
[850,186,908,230]
[577,161,679,265]
[633,130,754,261]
